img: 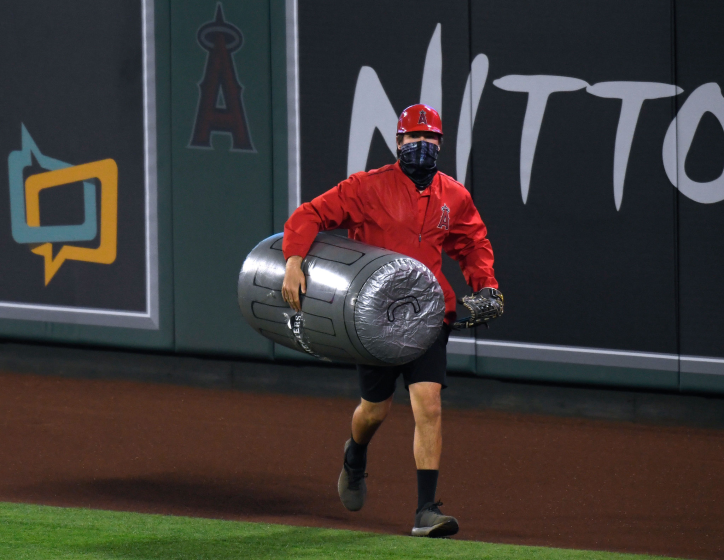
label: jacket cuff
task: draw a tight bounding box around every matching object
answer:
[471,279,499,292]
[282,242,310,261]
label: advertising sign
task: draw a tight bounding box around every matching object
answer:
[287,0,724,375]
[0,0,159,329]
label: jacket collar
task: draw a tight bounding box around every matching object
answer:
[393,160,440,197]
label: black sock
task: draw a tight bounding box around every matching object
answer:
[345,436,367,469]
[417,469,439,511]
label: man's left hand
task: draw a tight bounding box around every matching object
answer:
[453,288,504,329]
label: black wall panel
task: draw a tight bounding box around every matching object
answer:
[0,2,147,312]
[675,0,724,360]
[293,1,724,385]
[469,1,678,353]
[298,0,471,202]
[297,0,476,331]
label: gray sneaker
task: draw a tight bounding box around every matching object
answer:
[337,439,367,511]
[411,501,459,538]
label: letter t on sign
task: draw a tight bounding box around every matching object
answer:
[494,75,588,204]
[587,82,682,210]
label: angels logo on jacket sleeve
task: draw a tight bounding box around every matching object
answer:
[437,204,450,230]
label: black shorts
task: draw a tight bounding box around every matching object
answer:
[356,324,451,403]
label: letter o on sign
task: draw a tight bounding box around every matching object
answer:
[663,83,724,204]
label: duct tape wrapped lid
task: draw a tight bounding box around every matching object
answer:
[238,232,446,366]
[354,258,445,364]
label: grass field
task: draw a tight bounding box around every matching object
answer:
[0,502,684,560]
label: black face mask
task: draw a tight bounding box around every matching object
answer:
[398,140,439,189]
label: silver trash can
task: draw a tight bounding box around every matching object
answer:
[238,232,446,366]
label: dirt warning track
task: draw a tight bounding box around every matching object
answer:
[0,371,721,559]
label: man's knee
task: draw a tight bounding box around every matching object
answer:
[418,398,442,422]
[411,383,442,423]
[359,397,392,425]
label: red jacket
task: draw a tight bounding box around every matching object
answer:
[283,161,498,323]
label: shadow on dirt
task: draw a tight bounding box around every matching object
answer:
[10,473,348,522]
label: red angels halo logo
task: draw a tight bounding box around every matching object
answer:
[189,4,254,152]
[437,204,450,230]
[418,110,428,125]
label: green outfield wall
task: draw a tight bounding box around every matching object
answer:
[0,0,723,396]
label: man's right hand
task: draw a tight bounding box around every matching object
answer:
[281,256,306,312]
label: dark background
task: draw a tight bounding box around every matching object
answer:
[0,1,147,312]
[675,0,724,358]
[297,0,724,357]
[468,0,675,352]
[299,0,475,339]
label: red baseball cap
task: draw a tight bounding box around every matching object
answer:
[397,104,443,136]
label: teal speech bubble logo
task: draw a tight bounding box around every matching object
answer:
[8,124,97,244]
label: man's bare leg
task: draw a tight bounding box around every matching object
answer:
[338,396,393,511]
[408,381,457,537]
[351,396,393,445]
[409,382,442,470]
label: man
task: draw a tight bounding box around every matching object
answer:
[281,104,502,537]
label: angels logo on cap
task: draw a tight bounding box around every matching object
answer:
[396,104,443,136]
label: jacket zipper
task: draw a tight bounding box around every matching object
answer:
[418,195,430,244]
